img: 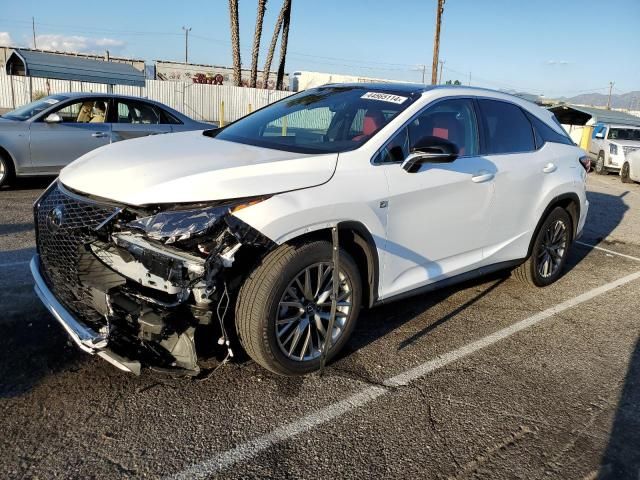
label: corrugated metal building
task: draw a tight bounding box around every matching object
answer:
[6,49,145,86]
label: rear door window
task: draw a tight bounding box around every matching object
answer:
[117,100,162,124]
[478,99,535,154]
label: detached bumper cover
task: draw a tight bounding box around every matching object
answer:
[30,255,141,374]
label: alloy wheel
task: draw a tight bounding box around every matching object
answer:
[536,219,568,278]
[275,262,352,361]
[0,160,5,185]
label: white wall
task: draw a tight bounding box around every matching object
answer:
[0,75,293,123]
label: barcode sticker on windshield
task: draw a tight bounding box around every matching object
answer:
[361,92,408,104]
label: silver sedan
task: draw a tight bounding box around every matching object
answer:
[0,92,213,187]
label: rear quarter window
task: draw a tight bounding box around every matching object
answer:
[478,99,535,154]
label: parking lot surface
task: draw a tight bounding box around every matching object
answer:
[1,174,639,479]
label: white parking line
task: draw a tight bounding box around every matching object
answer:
[167,269,640,479]
[0,260,30,268]
[576,241,640,263]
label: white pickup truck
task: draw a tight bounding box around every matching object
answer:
[589,123,640,175]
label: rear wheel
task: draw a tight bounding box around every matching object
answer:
[621,162,632,184]
[513,207,572,287]
[235,240,362,376]
[595,152,607,175]
[0,153,14,188]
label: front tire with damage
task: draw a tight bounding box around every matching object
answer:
[235,240,362,376]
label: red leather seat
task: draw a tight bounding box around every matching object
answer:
[353,110,385,141]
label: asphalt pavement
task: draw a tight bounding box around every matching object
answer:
[0,173,639,479]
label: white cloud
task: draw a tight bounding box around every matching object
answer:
[0,32,14,46]
[35,34,125,54]
[546,60,570,66]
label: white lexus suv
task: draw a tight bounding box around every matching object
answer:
[31,84,589,376]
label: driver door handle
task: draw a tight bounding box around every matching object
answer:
[543,162,557,173]
[92,132,109,138]
[471,171,494,183]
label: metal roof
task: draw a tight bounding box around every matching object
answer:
[548,104,640,127]
[5,49,145,87]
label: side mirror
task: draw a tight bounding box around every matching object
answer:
[402,136,459,173]
[44,113,62,124]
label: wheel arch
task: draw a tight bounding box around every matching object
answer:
[284,221,380,308]
[528,192,580,257]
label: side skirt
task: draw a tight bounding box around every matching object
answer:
[374,259,525,306]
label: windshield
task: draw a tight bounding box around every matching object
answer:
[2,95,69,121]
[212,86,418,154]
[608,128,640,141]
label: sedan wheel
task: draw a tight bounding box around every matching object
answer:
[0,154,14,188]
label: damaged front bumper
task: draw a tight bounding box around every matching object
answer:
[31,181,274,375]
[30,255,142,374]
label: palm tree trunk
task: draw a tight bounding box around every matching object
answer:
[262,1,286,89]
[229,0,242,86]
[275,0,292,91]
[250,0,267,88]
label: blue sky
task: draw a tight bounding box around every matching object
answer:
[1,0,639,97]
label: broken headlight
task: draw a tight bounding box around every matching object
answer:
[126,198,267,245]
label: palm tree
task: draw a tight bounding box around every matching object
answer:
[229,0,242,86]
[262,1,285,89]
[250,0,268,88]
[275,0,291,90]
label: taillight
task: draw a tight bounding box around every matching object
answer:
[579,155,591,172]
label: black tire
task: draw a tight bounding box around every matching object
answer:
[595,152,607,175]
[235,240,362,376]
[0,152,15,188]
[513,207,572,287]
[621,162,632,184]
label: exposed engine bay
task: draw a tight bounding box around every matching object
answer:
[34,181,275,376]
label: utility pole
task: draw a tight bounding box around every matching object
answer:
[606,81,614,110]
[438,59,445,84]
[431,0,445,85]
[416,64,427,84]
[32,17,37,49]
[182,26,192,64]
[468,72,471,86]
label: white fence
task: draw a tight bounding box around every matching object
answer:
[0,75,294,123]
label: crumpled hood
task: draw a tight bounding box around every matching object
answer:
[60,130,337,205]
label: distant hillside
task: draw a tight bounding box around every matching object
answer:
[559,91,640,109]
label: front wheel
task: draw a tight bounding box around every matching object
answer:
[621,162,632,184]
[0,153,14,188]
[595,153,607,175]
[235,240,362,376]
[513,207,572,287]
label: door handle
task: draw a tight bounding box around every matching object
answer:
[542,162,557,174]
[471,171,494,183]
[92,132,109,138]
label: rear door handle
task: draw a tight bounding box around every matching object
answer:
[543,162,557,173]
[471,171,494,183]
[92,132,109,138]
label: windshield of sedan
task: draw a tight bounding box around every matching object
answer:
[2,95,69,121]
[608,127,640,141]
[211,86,418,154]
